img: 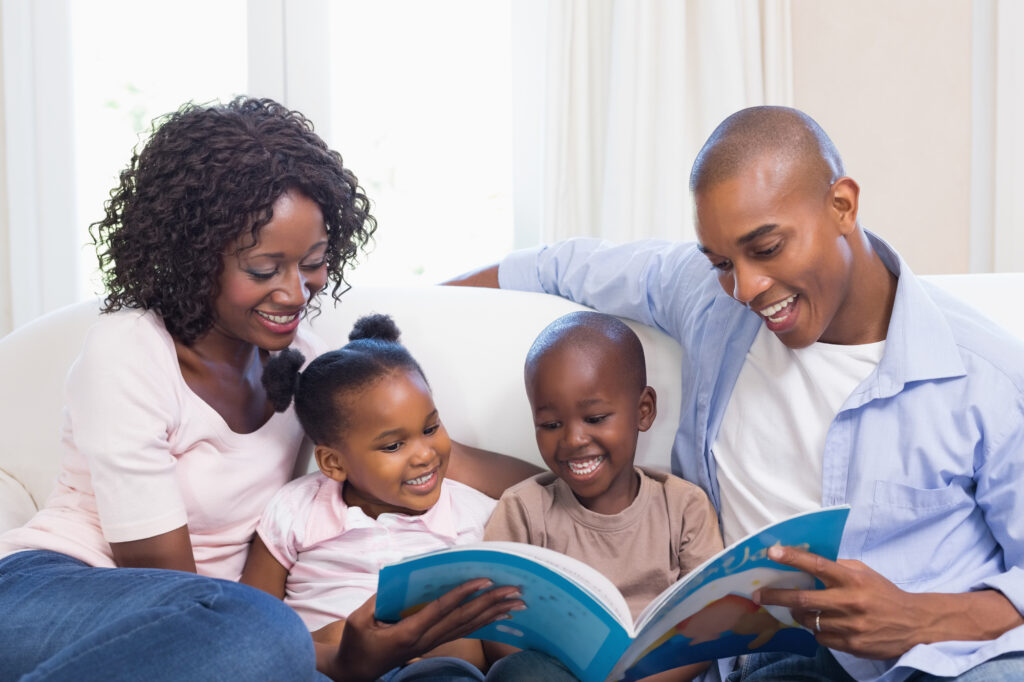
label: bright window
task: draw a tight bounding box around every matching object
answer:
[324,0,514,285]
[69,0,247,299]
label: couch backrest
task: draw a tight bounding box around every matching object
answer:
[2,274,1022,532]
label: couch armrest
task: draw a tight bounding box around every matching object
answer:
[0,468,37,535]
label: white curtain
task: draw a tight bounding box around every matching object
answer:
[539,0,792,243]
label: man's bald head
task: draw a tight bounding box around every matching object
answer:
[525,311,646,392]
[689,106,844,196]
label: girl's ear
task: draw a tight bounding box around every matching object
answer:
[315,445,347,483]
[637,386,657,432]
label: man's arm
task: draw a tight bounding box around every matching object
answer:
[754,545,1024,660]
[443,264,500,288]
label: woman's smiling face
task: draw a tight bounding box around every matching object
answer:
[211,190,329,351]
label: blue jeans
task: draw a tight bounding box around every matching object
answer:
[0,550,318,681]
[728,649,1024,681]
[381,657,485,681]
[485,650,579,681]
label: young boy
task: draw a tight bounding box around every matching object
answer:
[483,310,724,681]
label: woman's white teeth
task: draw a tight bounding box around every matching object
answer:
[567,456,605,476]
[257,311,298,324]
[406,472,434,485]
[759,294,797,318]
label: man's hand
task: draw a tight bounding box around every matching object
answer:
[753,545,1024,660]
[322,579,524,681]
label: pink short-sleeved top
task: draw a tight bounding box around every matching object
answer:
[257,473,497,630]
[0,308,325,580]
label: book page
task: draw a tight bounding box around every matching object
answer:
[484,541,633,626]
[609,506,850,681]
[375,542,634,681]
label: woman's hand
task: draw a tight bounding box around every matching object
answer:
[753,545,1024,660]
[319,578,524,681]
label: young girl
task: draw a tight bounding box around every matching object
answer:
[242,314,510,681]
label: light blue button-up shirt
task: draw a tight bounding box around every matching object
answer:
[499,234,1024,681]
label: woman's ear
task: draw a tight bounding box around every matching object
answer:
[315,445,347,483]
[637,386,657,432]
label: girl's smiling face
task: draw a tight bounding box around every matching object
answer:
[316,368,452,519]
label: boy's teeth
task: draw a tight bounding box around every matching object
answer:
[759,294,797,318]
[567,456,605,476]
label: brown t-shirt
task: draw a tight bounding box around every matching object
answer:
[484,467,723,622]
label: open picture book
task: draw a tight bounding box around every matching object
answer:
[375,505,850,682]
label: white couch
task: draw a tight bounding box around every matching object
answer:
[2,277,1023,536]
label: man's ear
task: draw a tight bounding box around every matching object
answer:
[830,176,860,236]
[637,386,657,432]
[315,445,347,483]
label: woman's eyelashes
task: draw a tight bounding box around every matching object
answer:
[244,259,326,281]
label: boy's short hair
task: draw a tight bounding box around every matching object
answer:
[525,311,646,391]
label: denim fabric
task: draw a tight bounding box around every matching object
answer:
[726,649,855,682]
[380,657,485,681]
[485,650,580,681]
[729,650,1024,682]
[0,550,317,681]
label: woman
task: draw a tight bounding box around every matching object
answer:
[0,97,525,681]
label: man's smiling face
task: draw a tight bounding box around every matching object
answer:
[694,154,860,349]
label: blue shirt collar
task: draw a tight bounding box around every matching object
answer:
[852,232,966,406]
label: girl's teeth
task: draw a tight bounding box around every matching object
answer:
[406,472,433,485]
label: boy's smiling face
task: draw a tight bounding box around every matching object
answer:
[526,340,656,515]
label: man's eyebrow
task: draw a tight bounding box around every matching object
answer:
[697,243,711,254]
[737,224,779,246]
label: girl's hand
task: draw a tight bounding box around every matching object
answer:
[321,579,524,681]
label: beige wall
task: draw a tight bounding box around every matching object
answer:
[0,5,11,336]
[789,0,973,274]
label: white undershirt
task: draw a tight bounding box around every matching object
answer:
[713,325,885,546]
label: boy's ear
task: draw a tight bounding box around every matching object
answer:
[637,386,657,432]
[315,445,347,483]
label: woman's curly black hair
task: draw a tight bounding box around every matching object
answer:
[90,96,377,344]
[262,314,427,445]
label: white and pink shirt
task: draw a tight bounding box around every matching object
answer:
[257,473,496,629]
[0,309,324,580]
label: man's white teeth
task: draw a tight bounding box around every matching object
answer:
[406,472,434,486]
[759,294,797,318]
[257,311,298,324]
[567,456,605,476]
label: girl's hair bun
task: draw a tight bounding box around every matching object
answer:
[349,313,401,343]
[262,347,306,412]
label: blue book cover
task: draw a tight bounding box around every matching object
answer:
[376,505,850,682]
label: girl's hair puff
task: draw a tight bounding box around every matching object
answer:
[90,96,377,344]
[263,314,426,445]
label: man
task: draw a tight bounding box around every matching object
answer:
[448,107,1024,681]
